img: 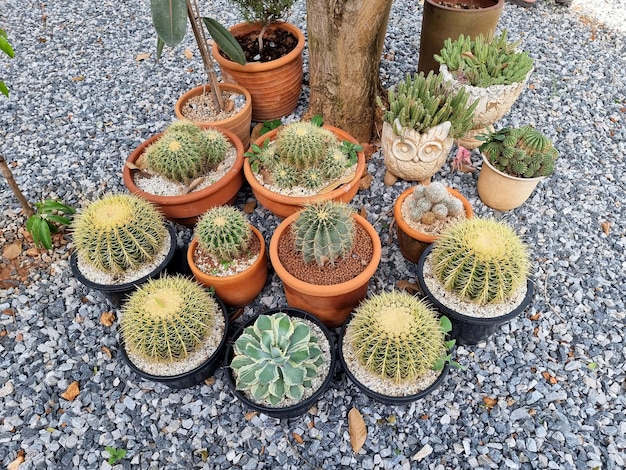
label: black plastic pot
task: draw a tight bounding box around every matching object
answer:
[416,245,535,345]
[223,307,337,419]
[338,314,450,405]
[70,224,178,307]
[119,296,229,389]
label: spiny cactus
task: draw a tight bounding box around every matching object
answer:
[274,121,336,170]
[230,312,324,406]
[195,206,252,261]
[346,290,446,383]
[321,147,350,181]
[434,31,534,88]
[271,161,298,189]
[478,125,558,178]
[292,201,355,267]
[301,167,325,190]
[145,122,230,182]
[407,182,465,225]
[120,275,218,363]
[376,71,478,139]
[73,194,168,273]
[431,218,530,305]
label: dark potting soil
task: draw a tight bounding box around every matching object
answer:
[237,28,297,63]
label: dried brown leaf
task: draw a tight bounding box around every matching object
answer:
[601,221,611,235]
[482,397,497,410]
[528,313,541,321]
[359,173,373,190]
[245,411,258,421]
[25,248,40,257]
[101,347,112,360]
[60,381,80,401]
[184,49,193,60]
[243,200,257,214]
[136,52,151,61]
[3,241,22,260]
[348,407,367,453]
[292,432,303,444]
[7,449,25,470]
[396,280,421,295]
[71,75,85,82]
[100,312,115,327]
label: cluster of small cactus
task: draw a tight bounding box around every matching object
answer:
[195,206,252,261]
[73,193,168,273]
[292,201,355,267]
[120,275,218,363]
[346,290,446,383]
[230,312,324,406]
[431,218,530,305]
[407,182,465,225]
[434,31,534,88]
[144,121,230,182]
[478,125,558,178]
[377,71,478,139]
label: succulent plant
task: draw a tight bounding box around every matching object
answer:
[195,206,252,261]
[376,71,478,139]
[145,121,230,182]
[321,147,350,181]
[478,125,558,178]
[406,182,466,225]
[292,201,355,267]
[431,218,530,305]
[230,312,324,406]
[435,31,534,88]
[274,121,336,171]
[346,290,446,383]
[73,194,168,274]
[271,161,298,189]
[120,275,218,364]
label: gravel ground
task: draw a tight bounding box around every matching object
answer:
[1,0,625,469]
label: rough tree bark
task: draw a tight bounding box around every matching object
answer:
[305,0,393,143]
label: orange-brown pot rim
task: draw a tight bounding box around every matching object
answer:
[426,0,503,11]
[174,83,252,127]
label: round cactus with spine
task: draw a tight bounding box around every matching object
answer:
[431,218,530,305]
[120,275,218,363]
[274,121,336,170]
[195,206,252,261]
[346,290,446,383]
[73,193,168,273]
[292,201,355,267]
[406,182,466,225]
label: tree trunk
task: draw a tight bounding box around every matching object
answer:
[306,0,393,143]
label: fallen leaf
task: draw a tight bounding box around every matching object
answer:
[100,312,115,327]
[348,407,367,453]
[359,173,373,190]
[528,313,541,321]
[101,347,112,360]
[245,411,258,421]
[528,83,536,90]
[60,381,80,401]
[359,207,367,219]
[135,52,151,61]
[420,414,429,419]
[243,200,257,214]
[71,75,85,82]
[308,420,315,429]
[204,376,215,386]
[482,397,497,410]
[396,280,421,295]
[25,248,40,257]
[3,241,21,260]
[601,221,611,235]
[360,142,378,159]
[184,48,193,59]
[223,99,234,113]
[7,449,25,470]
[412,443,433,461]
[292,432,303,444]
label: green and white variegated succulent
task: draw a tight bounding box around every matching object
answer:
[231,312,324,407]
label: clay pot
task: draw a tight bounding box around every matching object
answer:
[394,186,473,264]
[477,155,545,210]
[212,21,305,121]
[244,125,366,219]
[175,83,252,150]
[122,126,244,226]
[269,213,382,328]
[187,225,268,308]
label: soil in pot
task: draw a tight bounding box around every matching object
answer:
[234,28,298,62]
[179,89,247,123]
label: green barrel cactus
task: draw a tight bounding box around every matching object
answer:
[120,275,218,363]
[274,121,336,170]
[346,290,446,383]
[230,312,324,406]
[73,193,168,273]
[292,201,355,267]
[195,206,252,261]
[145,121,230,182]
[431,218,530,305]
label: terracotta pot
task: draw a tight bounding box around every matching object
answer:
[269,213,382,328]
[394,186,473,264]
[122,125,244,226]
[244,125,366,219]
[477,155,545,210]
[175,83,252,150]
[212,21,305,121]
[187,225,268,308]
[418,0,504,75]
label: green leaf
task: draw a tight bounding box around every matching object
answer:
[156,37,165,61]
[256,363,279,385]
[0,34,14,58]
[281,361,305,386]
[26,215,38,234]
[37,219,53,250]
[0,81,8,97]
[311,115,323,127]
[39,200,76,214]
[440,316,453,334]
[150,0,187,47]
[203,17,246,66]
[105,446,126,466]
[45,215,72,226]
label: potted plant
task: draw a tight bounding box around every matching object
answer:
[339,290,458,404]
[416,217,535,345]
[69,193,177,306]
[118,275,229,389]
[269,201,381,327]
[150,0,252,148]
[243,118,365,218]
[393,181,473,264]
[187,206,268,308]
[224,308,336,419]
[418,0,504,75]
[476,125,558,210]
[435,31,535,149]
[211,0,305,121]
[122,121,245,225]
[377,71,478,185]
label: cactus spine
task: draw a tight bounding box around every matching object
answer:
[195,206,252,261]
[274,122,336,170]
[346,290,446,383]
[120,275,218,363]
[292,201,355,266]
[431,218,530,305]
[73,193,168,273]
